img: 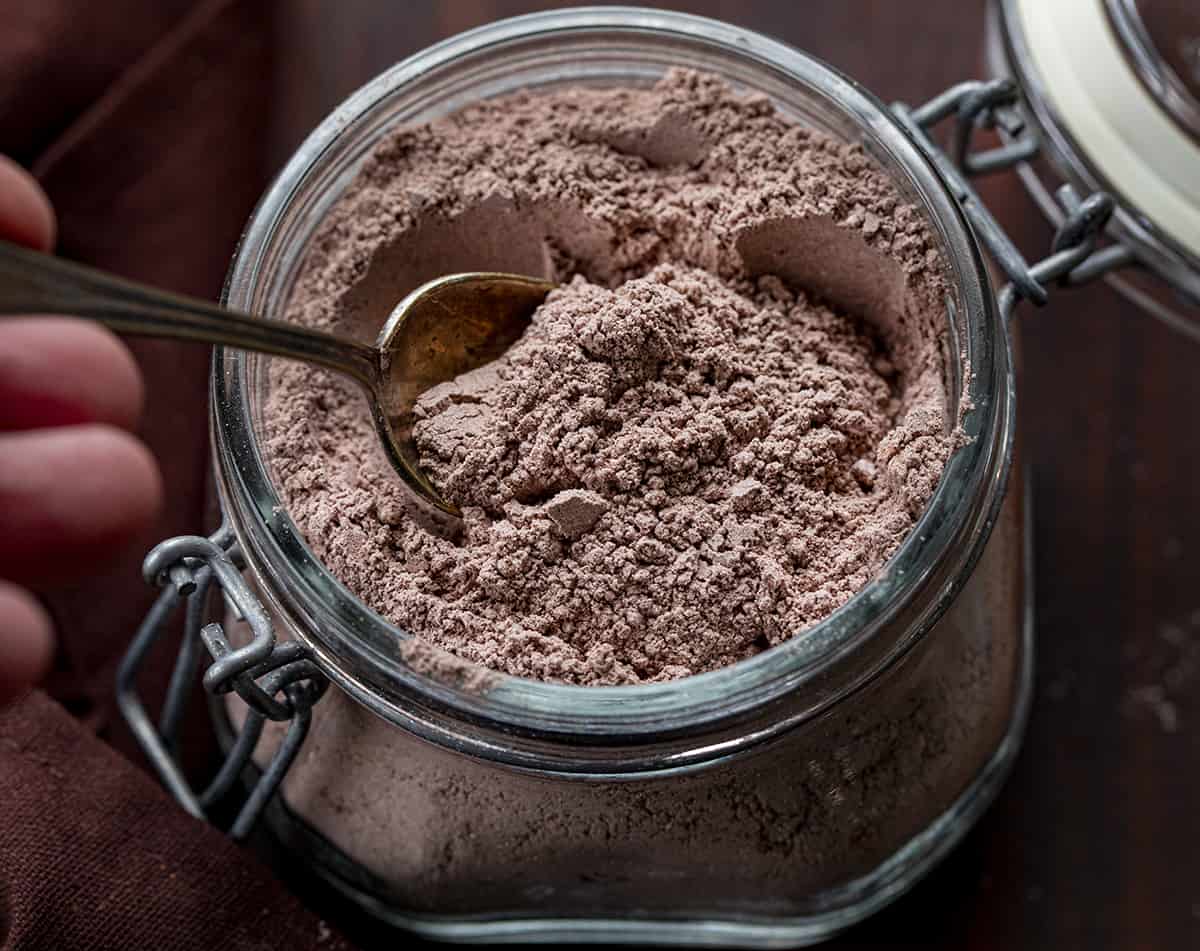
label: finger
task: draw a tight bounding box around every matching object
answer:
[0,318,145,431]
[0,580,54,706]
[0,425,163,586]
[0,155,55,251]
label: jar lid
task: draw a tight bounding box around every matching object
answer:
[1013,0,1199,257]
[996,0,1200,330]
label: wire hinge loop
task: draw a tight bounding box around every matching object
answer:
[117,523,328,840]
[892,79,1133,319]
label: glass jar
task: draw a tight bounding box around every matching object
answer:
[196,9,1028,945]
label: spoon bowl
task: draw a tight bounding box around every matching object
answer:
[371,273,556,519]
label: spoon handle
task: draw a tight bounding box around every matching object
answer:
[0,240,380,388]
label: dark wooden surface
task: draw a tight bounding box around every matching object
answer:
[26,1,1199,948]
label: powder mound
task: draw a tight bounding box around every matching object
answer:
[265,69,958,685]
[403,263,913,683]
[575,278,685,378]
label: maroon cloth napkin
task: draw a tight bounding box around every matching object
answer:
[0,691,352,951]
[1,2,353,947]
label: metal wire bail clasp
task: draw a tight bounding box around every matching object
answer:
[891,79,1132,319]
[116,523,328,840]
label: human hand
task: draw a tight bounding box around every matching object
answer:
[0,155,163,706]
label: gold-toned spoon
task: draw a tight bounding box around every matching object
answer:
[0,239,554,528]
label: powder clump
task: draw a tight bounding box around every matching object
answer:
[265,69,958,685]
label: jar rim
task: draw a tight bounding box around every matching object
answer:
[213,6,1012,771]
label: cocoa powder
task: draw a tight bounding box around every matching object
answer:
[263,69,955,685]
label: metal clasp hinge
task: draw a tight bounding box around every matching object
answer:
[116,523,328,840]
[892,78,1135,320]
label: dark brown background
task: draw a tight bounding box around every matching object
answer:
[4,1,1199,949]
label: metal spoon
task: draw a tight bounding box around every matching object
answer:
[0,239,554,527]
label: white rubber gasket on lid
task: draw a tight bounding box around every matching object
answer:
[1015,0,1200,259]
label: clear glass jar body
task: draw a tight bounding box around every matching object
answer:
[212,8,1028,945]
